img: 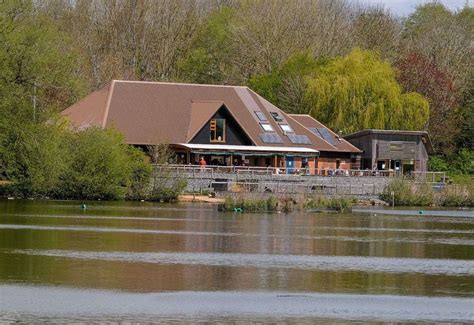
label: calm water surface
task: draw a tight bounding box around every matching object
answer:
[0,199,473,323]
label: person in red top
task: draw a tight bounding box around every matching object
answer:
[199,157,207,168]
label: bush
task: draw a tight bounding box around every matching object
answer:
[304,196,352,212]
[0,121,70,198]
[429,150,474,177]
[1,126,154,200]
[440,184,474,207]
[126,147,153,200]
[57,127,133,200]
[223,195,280,212]
[381,178,434,206]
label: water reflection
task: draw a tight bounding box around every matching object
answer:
[0,199,473,322]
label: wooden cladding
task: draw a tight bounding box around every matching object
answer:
[377,140,416,160]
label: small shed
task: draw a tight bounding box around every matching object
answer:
[343,130,434,174]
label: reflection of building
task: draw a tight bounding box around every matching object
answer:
[343,130,434,174]
[62,80,361,174]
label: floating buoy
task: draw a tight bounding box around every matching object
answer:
[80,204,87,209]
[234,207,242,213]
[419,210,424,215]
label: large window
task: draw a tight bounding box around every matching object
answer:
[210,118,225,142]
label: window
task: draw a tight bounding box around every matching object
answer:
[270,112,283,122]
[254,111,267,121]
[210,118,225,142]
[260,123,274,132]
[280,124,293,133]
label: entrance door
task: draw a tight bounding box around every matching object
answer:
[286,156,294,174]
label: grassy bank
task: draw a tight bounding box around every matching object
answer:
[381,178,473,207]
[222,195,353,213]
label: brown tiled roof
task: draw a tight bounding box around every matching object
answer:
[61,80,348,152]
[289,114,362,153]
[61,83,110,129]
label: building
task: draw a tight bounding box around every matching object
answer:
[62,80,361,174]
[343,129,434,174]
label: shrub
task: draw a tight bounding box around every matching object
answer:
[304,196,352,212]
[126,147,153,200]
[382,178,434,206]
[440,184,474,207]
[223,195,280,212]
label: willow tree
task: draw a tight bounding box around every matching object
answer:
[305,48,429,134]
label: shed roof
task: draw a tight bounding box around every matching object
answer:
[344,129,434,154]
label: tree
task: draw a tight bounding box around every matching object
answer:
[402,3,473,95]
[60,127,137,200]
[177,6,235,84]
[305,49,429,133]
[49,0,203,87]
[249,52,322,114]
[0,0,85,188]
[396,52,460,154]
[0,0,85,120]
[352,6,402,60]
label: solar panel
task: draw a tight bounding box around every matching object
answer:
[287,134,312,145]
[259,133,283,144]
[254,111,267,121]
[308,127,337,145]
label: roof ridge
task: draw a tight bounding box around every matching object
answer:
[101,81,115,127]
[113,79,247,89]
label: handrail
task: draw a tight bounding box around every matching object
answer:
[152,164,420,178]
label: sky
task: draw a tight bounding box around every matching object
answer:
[361,0,471,16]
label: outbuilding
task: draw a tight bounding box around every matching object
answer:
[343,129,434,174]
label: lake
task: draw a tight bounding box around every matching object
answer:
[0,199,473,323]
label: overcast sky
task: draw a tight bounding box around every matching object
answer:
[361,0,471,16]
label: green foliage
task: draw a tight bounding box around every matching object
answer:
[304,196,352,212]
[177,7,234,84]
[0,120,69,197]
[59,128,135,200]
[0,123,153,200]
[125,147,153,200]
[0,1,85,121]
[306,49,430,134]
[429,150,474,176]
[381,179,434,206]
[223,195,280,212]
[440,184,473,207]
[250,49,430,134]
[249,52,322,114]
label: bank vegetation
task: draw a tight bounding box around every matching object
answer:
[381,178,474,207]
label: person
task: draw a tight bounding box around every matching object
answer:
[199,157,207,168]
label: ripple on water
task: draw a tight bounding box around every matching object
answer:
[0,285,473,322]
[10,249,474,276]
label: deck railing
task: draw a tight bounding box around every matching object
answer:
[153,164,409,178]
